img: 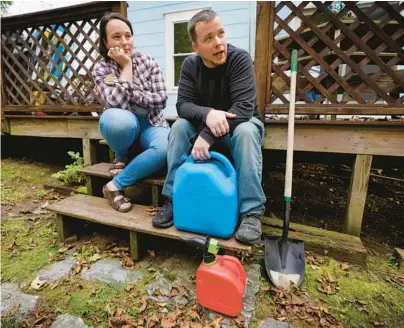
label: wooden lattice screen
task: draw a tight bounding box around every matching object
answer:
[1,1,127,113]
[255,1,404,117]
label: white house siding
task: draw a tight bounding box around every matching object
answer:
[127,1,257,117]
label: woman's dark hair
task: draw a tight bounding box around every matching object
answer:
[99,12,133,59]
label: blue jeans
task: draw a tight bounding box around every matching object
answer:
[99,108,170,190]
[162,117,266,216]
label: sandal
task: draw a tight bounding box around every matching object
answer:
[102,185,132,213]
[109,159,126,176]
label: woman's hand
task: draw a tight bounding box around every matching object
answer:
[104,74,116,86]
[107,46,131,68]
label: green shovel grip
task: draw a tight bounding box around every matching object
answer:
[291,49,298,72]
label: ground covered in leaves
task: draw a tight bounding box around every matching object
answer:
[1,158,404,328]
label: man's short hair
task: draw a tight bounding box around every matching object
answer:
[187,9,218,43]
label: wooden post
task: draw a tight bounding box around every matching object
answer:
[254,2,275,122]
[344,154,373,236]
[82,138,97,166]
[57,214,75,241]
[129,231,140,260]
[151,185,159,207]
[112,1,128,17]
[1,51,7,133]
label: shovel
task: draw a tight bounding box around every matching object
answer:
[264,50,305,289]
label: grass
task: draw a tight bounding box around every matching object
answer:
[1,217,59,283]
[1,158,62,205]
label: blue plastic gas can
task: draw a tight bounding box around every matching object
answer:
[173,151,238,238]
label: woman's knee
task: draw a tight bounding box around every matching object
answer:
[99,108,139,136]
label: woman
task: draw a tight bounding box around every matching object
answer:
[93,12,170,212]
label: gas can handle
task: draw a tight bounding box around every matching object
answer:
[185,151,236,179]
[221,255,247,283]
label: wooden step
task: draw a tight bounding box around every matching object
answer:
[47,194,251,258]
[79,163,165,186]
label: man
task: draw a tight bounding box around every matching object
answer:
[153,9,266,245]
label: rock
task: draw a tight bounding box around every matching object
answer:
[31,256,77,289]
[258,318,293,328]
[81,258,142,285]
[50,314,89,328]
[240,264,261,326]
[1,283,38,321]
[146,273,195,306]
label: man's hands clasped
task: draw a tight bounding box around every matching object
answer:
[206,109,236,137]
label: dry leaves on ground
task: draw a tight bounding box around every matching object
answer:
[269,285,344,328]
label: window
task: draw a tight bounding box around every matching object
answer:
[165,8,209,91]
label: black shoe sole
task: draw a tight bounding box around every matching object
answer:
[152,220,174,229]
[235,233,262,245]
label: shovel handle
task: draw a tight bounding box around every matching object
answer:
[284,50,297,200]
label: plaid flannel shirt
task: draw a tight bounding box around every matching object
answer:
[92,52,169,127]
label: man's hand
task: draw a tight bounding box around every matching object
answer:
[191,135,211,160]
[107,46,131,68]
[206,109,236,137]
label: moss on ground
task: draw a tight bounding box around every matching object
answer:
[1,158,62,205]
[1,217,59,283]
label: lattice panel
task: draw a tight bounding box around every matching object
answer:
[1,18,103,107]
[269,1,404,105]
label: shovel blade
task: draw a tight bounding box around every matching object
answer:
[264,237,305,289]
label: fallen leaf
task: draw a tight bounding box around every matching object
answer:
[190,323,203,328]
[326,272,336,283]
[234,314,245,326]
[210,316,223,328]
[340,263,351,271]
[89,253,103,263]
[291,294,305,305]
[170,287,179,297]
[371,321,386,327]
[146,313,159,328]
[125,284,135,292]
[161,315,176,328]
[147,250,156,258]
[187,309,200,321]
[121,256,135,268]
[137,296,147,313]
[106,304,115,316]
[310,264,320,270]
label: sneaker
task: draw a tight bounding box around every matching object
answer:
[235,213,262,245]
[152,198,173,228]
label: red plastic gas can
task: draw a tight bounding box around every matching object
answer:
[196,255,246,317]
